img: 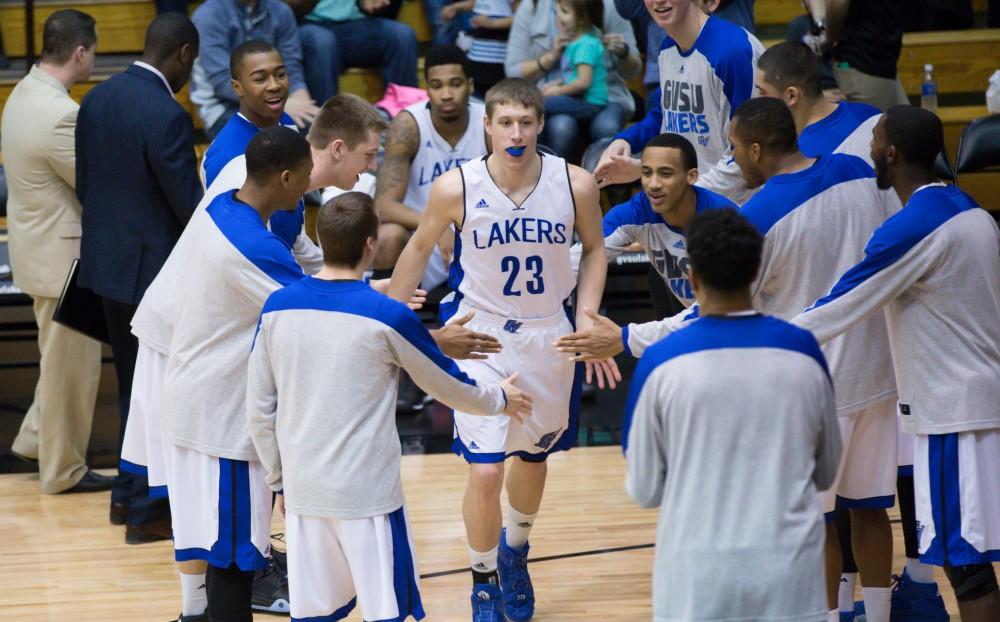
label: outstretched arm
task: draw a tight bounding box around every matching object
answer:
[569,165,621,388]
[387,169,463,301]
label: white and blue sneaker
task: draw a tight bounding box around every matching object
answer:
[471,583,505,622]
[498,529,534,621]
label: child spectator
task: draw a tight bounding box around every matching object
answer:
[442,0,517,98]
[540,0,607,139]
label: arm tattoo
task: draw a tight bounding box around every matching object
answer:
[375,113,419,203]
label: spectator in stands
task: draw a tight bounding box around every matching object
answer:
[506,0,641,160]
[595,0,763,203]
[290,0,419,105]
[614,1,755,116]
[440,0,516,98]
[1,10,110,496]
[540,0,611,150]
[190,0,320,138]
[905,0,974,32]
[807,0,907,111]
[76,13,203,544]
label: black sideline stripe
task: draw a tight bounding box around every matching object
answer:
[416,518,903,580]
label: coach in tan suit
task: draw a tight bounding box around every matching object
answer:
[1,10,111,494]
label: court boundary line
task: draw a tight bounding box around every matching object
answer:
[416,517,902,580]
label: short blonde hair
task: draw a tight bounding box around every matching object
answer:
[485,78,544,121]
[308,93,389,150]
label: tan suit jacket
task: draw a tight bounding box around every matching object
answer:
[1,65,84,298]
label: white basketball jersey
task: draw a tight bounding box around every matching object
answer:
[403,100,487,213]
[451,154,576,320]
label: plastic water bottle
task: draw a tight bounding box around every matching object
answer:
[921,64,938,111]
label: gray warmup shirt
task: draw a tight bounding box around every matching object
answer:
[246,277,507,518]
[624,313,841,622]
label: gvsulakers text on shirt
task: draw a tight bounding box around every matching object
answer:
[661,80,710,136]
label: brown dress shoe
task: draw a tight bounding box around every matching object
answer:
[110,501,129,525]
[125,517,173,545]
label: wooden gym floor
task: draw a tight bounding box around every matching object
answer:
[2,446,988,620]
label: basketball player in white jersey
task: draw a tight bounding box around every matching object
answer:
[388,78,612,622]
[755,41,944,622]
[375,45,489,290]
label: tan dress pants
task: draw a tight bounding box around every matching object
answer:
[11,295,103,493]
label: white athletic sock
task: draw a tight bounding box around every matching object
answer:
[838,572,858,612]
[905,557,936,584]
[505,506,537,551]
[861,586,891,622]
[469,545,499,576]
[180,572,207,616]
[828,608,840,622]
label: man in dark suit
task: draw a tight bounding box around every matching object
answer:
[76,13,203,544]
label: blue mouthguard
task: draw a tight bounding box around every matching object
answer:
[506,146,527,156]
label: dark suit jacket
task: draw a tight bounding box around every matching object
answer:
[76,64,203,305]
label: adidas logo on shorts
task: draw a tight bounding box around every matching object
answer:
[469,441,480,450]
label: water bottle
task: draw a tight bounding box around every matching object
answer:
[921,64,938,111]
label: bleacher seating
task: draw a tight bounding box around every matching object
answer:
[0,0,998,209]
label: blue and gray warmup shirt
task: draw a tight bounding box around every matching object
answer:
[200,112,314,258]
[570,186,736,308]
[160,190,305,461]
[624,313,840,622]
[624,155,899,418]
[798,101,880,162]
[615,16,764,203]
[796,100,904,237]
[795,184,1000,435]
[246,278,506,518]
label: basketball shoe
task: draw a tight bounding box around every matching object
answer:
[851,570,949,622]
[251,550,290,613]
[471,583,504,622]
[498,528,534,621]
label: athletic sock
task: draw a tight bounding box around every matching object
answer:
[828,608,839,622]
[180,572,208,616]
[905,557,937,584]
[470,545,499,585]
[505,506,537,551]
[861,586,891,622]
[838,572,858,612]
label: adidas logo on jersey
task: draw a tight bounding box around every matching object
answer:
[475,198,490,209]
[673,240,685,250]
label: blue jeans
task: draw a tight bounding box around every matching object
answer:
[541,100,627,160]
[424,0,463,45]
[299,18,418,105]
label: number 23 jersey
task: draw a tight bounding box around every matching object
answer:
[450,153,577,320]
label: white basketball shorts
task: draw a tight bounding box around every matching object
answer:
[286,506,425,622]
[167,444,272,571]
[915,428,1000,566]
[820,398,898,516]
[448,304,582,463]
[898,409,915,474]
[120,342,169,497]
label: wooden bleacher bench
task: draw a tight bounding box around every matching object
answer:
[754,0,991,30]
[0,0,431,58]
